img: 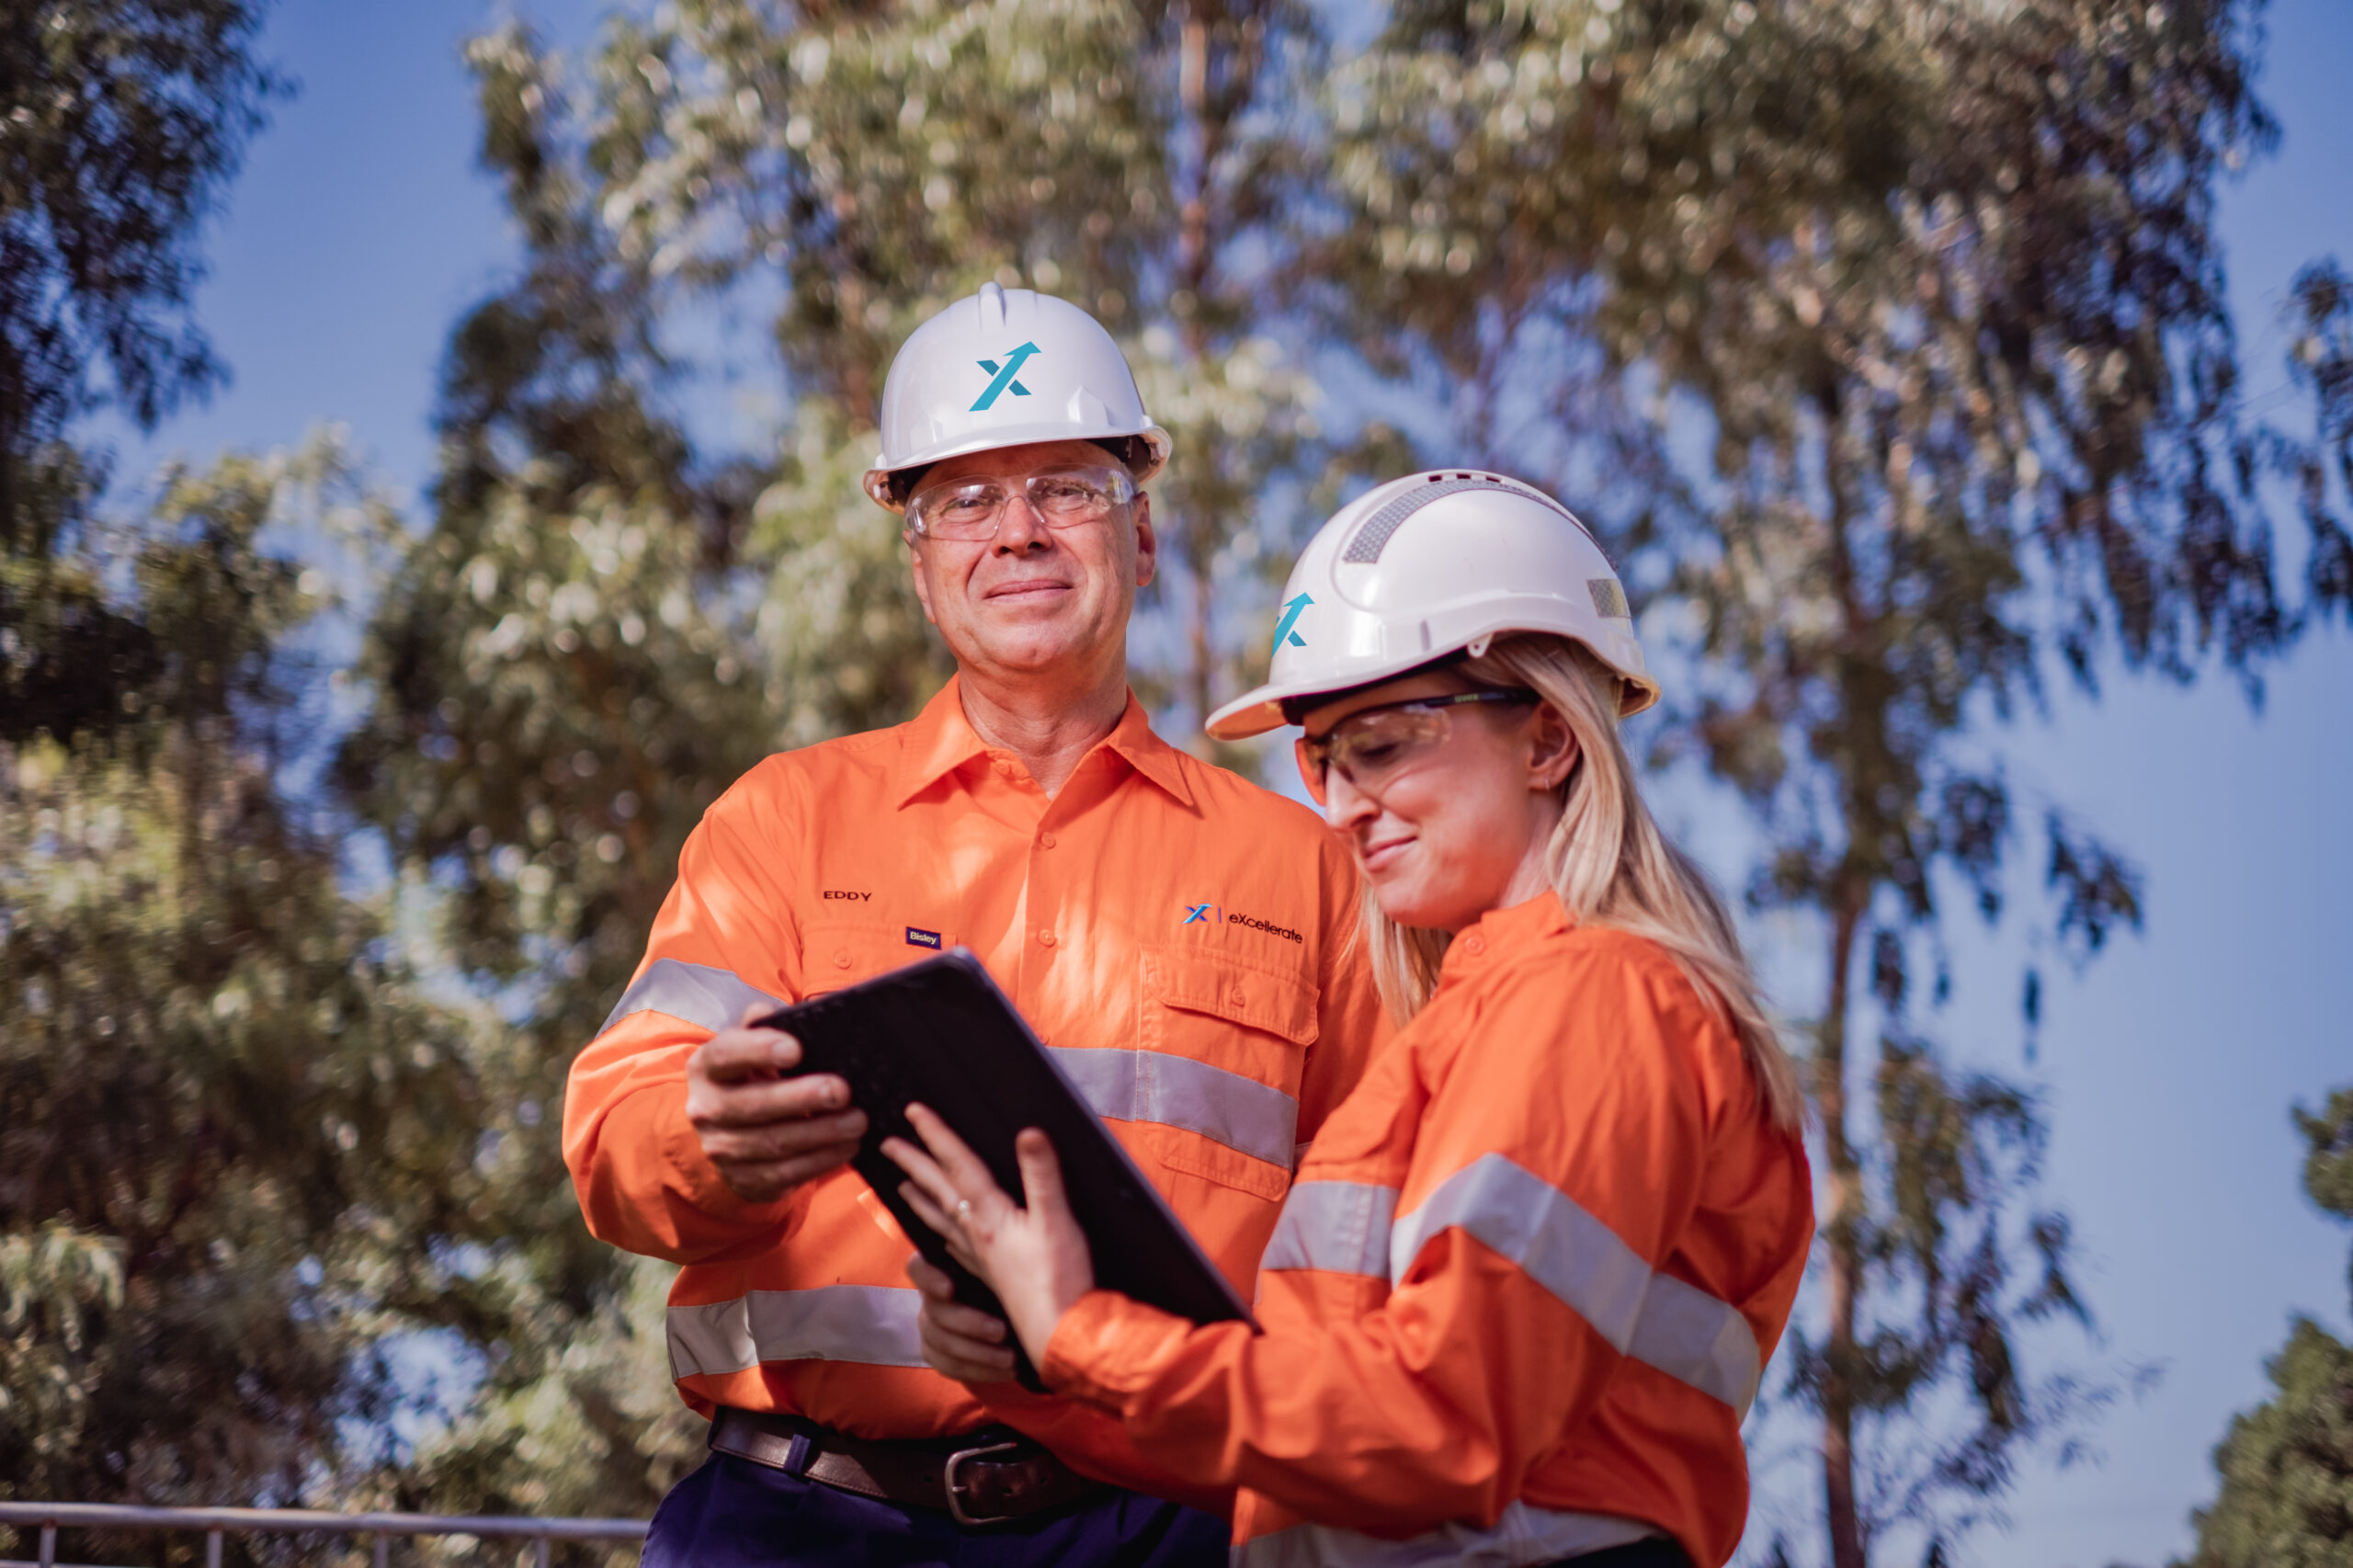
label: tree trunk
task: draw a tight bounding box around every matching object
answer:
[1820,888,1868,1568]
[1175,4,1219,745]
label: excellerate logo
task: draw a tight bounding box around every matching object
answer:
[971,341,1041,411]
[1271,592,1313,653]
[1179,900,1302,944]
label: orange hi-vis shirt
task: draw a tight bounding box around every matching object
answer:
[1040,892,1815,1567]
[563,678,1385,1502]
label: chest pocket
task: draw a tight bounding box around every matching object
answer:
[1124,946,1319,1201]
[798,922,953,999]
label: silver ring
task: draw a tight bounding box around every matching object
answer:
[955,1199,973,1224]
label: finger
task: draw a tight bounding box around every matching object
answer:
[897,1182,985,1275]
[925,1297,1010,1345]
[881,1135,963,1217]
[903,1104,999,1203]
[897,1177,957,1241]
[714,1142,858,1197]
[897,1182,990,1274]
[693,1074,853,1128]
[906,1256,959,1301]
[919,1313,1017,1382]
[1014,1128,1070,1220]
[694,1028,800,1082]
[699,1113,867,1163]
[913,1309,1016,1384]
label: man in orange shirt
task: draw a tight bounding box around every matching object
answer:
[564,283,1385,1565]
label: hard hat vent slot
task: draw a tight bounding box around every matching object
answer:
[1341,475,1539,563]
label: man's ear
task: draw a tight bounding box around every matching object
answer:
[904,531,941,628]
[1131,493,1157,589]
[1529,703,1580,792]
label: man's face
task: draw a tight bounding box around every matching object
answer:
[904,438,1157,685]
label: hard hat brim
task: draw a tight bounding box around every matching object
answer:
[1206,640,1662,742]
[863,423,1172,513]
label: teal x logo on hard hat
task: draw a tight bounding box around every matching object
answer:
[1271,593,1313,653]
[971,342,1041,411]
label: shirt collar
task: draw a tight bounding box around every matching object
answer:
[1098,691,1196,807]
[1440,889,1571,975]
[892,676,1196,809]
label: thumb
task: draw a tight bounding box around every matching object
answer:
[1014,1128,1069,1221]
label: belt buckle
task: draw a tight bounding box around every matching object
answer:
[942,1438,1026,1527]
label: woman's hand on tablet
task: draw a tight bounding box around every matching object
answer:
[883,1104,1096,1367]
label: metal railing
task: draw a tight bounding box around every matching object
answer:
[0,1504,649,1568]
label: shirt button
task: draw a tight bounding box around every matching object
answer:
[833,949,852,968]
[1038,831,1057,848]
[1461,934,1486,956]
[1230,986,1247,1006]
[1036,930,1056,947]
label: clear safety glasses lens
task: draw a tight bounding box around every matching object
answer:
[906,466,1136,540]
[1293,688,1539,806]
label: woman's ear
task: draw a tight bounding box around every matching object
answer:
[1528,703,1580,791]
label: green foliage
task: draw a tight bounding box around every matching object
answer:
[384,1256,705,1532]
[1308,0,2320,1559]
[0,0,281,510]
[2180,1089,2353,1567]
[9,0,2346,1560]
[569,0,1347,731]
[0,445,502,1562]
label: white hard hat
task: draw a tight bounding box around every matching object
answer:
[1205,470,1660,740]
[862,281,1172,511]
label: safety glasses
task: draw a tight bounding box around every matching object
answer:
[1293,687,1540,806]
[905,465,1137,540]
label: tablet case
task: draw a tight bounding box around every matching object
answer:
[759,948,1256,1391]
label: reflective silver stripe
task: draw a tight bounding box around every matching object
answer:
[1233,1503,1658,1568]
[666,1285,925,1380]
[1390,1153,1761,1414]
[600,958,782,1037]
[1261,1180,1397,1278]
[1050,1047,1298,1169]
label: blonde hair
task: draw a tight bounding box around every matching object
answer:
[1358,633,1804,1131]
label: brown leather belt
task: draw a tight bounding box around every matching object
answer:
[708,1405,1095,1528]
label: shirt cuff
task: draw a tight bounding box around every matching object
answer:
[654,1079,796,1225]
[1040,1289,1196,1407]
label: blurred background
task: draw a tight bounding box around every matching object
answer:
[3,1,2348,1564]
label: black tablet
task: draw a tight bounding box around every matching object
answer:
[757,949,1256,1389]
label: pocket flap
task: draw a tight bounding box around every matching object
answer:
[1143,947,1318,1046]
[800,922,955,995]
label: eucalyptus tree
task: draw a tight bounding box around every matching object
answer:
[563,0,1336,739]
[0,2,512,1542]
[1315,0,2319,1561]
[330,32,774,1525]
[2178,1085,2353,1567]
[0,0,278,526]
[0,447,495,1562]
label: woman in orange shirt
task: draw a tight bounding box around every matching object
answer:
[885,472,1814,1568]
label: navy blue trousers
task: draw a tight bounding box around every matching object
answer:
[641,1451,1231,1568]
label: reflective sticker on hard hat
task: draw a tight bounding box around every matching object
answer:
[1587,579,1631,619]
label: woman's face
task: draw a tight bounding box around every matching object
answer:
[1298,669,1578,933]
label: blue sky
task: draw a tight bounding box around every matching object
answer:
[89,2,2353,1564]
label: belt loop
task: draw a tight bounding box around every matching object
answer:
[785,1430,813,1473]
